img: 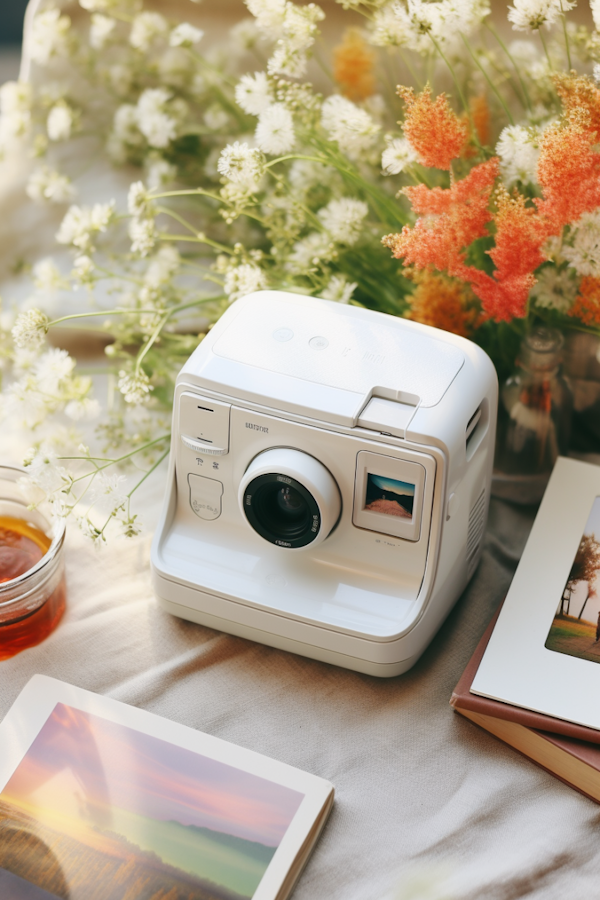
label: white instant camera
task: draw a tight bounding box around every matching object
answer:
[151,291,498,676]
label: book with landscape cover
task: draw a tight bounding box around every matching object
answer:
[0,675,334,900]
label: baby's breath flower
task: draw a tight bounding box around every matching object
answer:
[218,141,265,188]
[235,72,274,115]
[170,23,204,47]
[30,8,72,67]
[129,217,158,257]
[56,202,116,252]
[369,3,425,51]
[563,211,600,278]
[231,18,262,51]
[72,255,95,285]
[224,263,268,302]
[27,165,76,203]
[246,0,288,36]
[65,396,101,421]
[382,136,418,175]
[128,180,151,217]
[33,348,76,392]
[255,103,295,154]
[146,156,177,190]
[47,103,75,142]
[0,81,33,144]
[12,309,50,349]
[321,94,380,160]
[322,274,358,303]
[90,14,116,50]
[496,124,540,186]
[530,267,577,312]
[145,246,180,288]
[288,232,334,272]
[33,258,65,293]
[129,11,168,52]
[135,88,178,148]
[318,197,369,245]
[118,368,154,404]
[25,447,70,493]
[508,0,573,31]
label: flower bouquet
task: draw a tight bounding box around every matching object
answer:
[1,0,599,537]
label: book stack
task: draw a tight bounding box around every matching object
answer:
[451,457,600,804]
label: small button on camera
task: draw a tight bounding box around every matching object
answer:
[309,336,329,350]
[272,327,294,342]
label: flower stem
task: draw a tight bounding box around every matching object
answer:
[538,28,553,70]
[484,21,532,111]
[461,34,514,126]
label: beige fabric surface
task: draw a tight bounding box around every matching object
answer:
[3,11,600,899]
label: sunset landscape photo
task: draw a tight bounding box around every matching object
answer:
[364,475,414,519]
[0,704,304,900]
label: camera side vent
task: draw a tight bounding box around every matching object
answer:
[466,488,486,574]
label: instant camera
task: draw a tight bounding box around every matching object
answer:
[151,291,497,676]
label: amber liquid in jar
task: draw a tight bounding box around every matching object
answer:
[0,516,66,660]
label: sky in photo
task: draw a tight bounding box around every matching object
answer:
[368,475,415,497]
[0,704,304,895]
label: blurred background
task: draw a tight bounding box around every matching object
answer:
[0,0,27,82]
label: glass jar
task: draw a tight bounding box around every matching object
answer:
[494,327,573,504]
[0,465,66,660]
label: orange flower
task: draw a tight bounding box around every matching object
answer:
[333,28,376,103]
[398,86,469,170]
[569,276,600,327]
[406,270,477,337]
[553,72,600,141]
[462,95,490,157]
[466,188,548,322]
[536,120,600,232]
[382,158,499,276]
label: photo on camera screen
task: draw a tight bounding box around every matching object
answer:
[364,475,414,520]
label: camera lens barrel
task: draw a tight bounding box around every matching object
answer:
[239,449,341,549]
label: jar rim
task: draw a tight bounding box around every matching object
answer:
[0,464,66,606]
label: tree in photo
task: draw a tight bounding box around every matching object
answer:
[565,534,600,620]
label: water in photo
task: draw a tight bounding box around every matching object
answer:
[0,704,304,900]
[545,496,600,664]
[364,475,414,519]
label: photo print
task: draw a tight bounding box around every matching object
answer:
[364,475,414,519]
[0,704,304,900]
[546,497,600,664]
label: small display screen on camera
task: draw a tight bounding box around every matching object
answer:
[364,474,415,519]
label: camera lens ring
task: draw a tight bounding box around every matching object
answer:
[238,448,341,551]
[242,473,321,549]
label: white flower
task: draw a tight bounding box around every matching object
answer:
[25,448,69,493]
[108,64,133,96]
[146,156,177,190]
[90,14,116,49]
[204,105,229,130]
[231,18,262,51]
[91,472,128,512]
[246,0,288,36]
[592,0,600,30]
[56,202,116,252]
[27,165,76,204]
[72,255,95,285]
[135,88,177,148]
[288,232,334,272]
[170,23,204,47]
[144,246,180,288]
[218,141,265,189]
[530,267,577,312]
[507,0,572,31]
[118,369,154,404]
[129,217,157,256]
[318,198,369,245]
[30,8,72,67]
[65,397,100,420]
[47,103,75,142]
[562,211,600,277]
[33,348,75,393]
[128,181,150,217]
[322,274,357,304]
[370,3,425,50]
[235,72,274,116]
[321,95,380,160]
[255,103,295,155]
[495,124,540,186]
[382,136,418,174]
[0,81,32,143]
[130,11,168,51]
[33,258,65,293]
[594,62,600,86]
[224,263,267,302]
[113,103,143,147]
[12,309,49,348]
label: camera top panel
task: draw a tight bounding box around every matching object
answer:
[209,292,465,409]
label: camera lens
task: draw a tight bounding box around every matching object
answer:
[243,475,320,548]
